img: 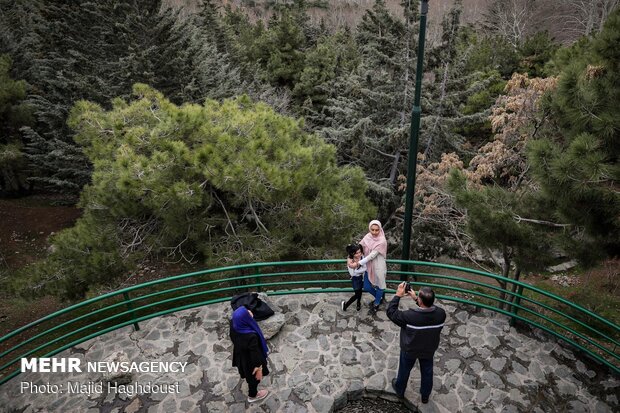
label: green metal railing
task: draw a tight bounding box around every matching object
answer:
[1,260,618,385]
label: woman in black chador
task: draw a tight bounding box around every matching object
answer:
[230,306,270,403]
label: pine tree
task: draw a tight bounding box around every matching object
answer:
[462,30,520,79]
[253,10,307,88]
[1,0,196,194]
[15,85,375,298]
[293,31,359,110]
[309,0,423,223]
[223,7,267,79]
[178,0,246,102]
[0,55,34,195]
[517,31,559,78]
[448,170,555,309]
[320,0,413,183]
[422,1,502,161]
[528,9,620,263]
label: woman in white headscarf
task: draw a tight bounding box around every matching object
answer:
[358,220,387,314]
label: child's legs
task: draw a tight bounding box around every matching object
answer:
[344,294,357,308]
[346,277,363,309]
[354,289,363,304]
[348,277,364,308]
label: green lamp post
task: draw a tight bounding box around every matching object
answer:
[400,0,429,280]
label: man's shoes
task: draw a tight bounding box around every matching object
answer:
[368,299,375,308]
[356,302,361,311]
[391,378,404,398]
[341,301,346,311]
[421,396,429,404]
[248,389,269,403]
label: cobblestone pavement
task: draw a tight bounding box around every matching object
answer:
[0,293,618,412]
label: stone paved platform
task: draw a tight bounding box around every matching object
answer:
[0,293,618,412]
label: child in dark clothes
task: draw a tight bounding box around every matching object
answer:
[341,243,366,311]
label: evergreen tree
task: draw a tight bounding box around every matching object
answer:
[422,1,503,160]
[15,85,374,298]
[1,0,194,194]
[528,9,620,263]
[448,170,555,309]
[312,0,423,222]
[320,0,413,183]
[177,1,245,102]
[0,55,34,195]
[253,10,307,88]
[517,31,560,78]
[223,7,267,78]
[293,31,360,110]
[292,37,337,107]
[462,30,521,79]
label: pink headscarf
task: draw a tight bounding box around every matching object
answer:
[360,220,387,284]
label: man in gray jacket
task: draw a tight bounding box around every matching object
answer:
[387,283,446,404]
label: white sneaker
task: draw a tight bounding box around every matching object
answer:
[248,389,269,403]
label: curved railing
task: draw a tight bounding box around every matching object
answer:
[1,259,618,385]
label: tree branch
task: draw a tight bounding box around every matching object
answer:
[248,199,269,234]
[512,215,571,227]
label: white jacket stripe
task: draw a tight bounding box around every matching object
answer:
[406,323,444,330]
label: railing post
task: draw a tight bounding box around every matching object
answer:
[510,285,524,327]
[122,292,140,331]
[255,268,261,292]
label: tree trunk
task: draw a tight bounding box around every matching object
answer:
[389,150,401,185]
[508,266,522,317]
[497,246,511,310]
[508,266,522,305]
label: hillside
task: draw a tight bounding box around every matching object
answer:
[164,0,490,47]
[163,0,596,44]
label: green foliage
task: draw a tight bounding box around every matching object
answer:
[422,2,504,159]
[253,11,307,88]
[462,74,505,115]
[224,9,266,73]
[293,32,360,109]
[0,54,33,195]
[11,217,127,299]
[517,31,560,78]
[528,9,620,264]
[318,0,415,197]
[0,0,195,193]
[15,85,374,298]
[178,2,245,102]
[448,170,555,275]
[461,30,520,79]
[455,73,505,145]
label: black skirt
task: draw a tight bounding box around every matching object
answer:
[230,326,269,379]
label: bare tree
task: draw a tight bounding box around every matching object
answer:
[483,0,537,48]
[541,0,619,43]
